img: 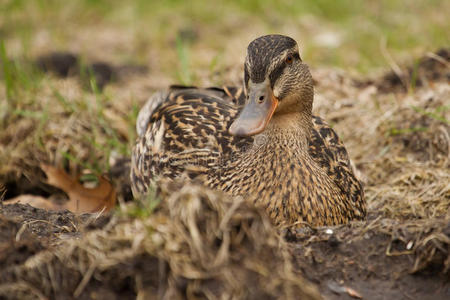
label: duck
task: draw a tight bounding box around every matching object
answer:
[131,34,366,227]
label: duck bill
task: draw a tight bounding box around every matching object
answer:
[229,84,279,136]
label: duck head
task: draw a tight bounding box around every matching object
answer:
[229,35,314,136]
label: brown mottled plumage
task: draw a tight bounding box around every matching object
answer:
[131,35,366,227]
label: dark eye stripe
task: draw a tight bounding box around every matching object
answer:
[269,61,286,89]
[269,52,301,88]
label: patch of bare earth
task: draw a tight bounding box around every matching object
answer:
[0,183,321,300]
[0,49,449,299]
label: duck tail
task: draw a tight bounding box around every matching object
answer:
[136,91,168,136]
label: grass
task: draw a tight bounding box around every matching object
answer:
[121,184,161,218]
[175,34,194,85]
[412,105,450,124]
[0,40,43,106]
[0,3,448,298]
[0,37,131,179]
[0,0,448,199]
[0,41,14,101]
[0,4,449,300]
[1,0,448,74]
[388,126,428,137]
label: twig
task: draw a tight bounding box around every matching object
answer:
[380,37,409,91]
[73,262,97,298]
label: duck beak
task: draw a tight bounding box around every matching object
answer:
[229,83,279,136]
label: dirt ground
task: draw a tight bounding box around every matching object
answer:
[0,47,449,299]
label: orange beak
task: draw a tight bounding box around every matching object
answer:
[229,84,278,136]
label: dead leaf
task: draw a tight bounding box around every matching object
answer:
[327,281,363,299]
[345,286,363,299]
[41,164,116,213]
[4,165,116,214]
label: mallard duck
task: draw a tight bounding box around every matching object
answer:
[131,35,366,227]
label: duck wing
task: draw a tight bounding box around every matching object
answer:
[136,85,246,137]
[169,85,246,106]
[131,86,252,196]
[308,116,366,219]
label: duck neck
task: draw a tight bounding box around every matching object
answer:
[255,111,313,151]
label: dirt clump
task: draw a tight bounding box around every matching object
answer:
[0,47,449,299]
[0,182,321,300]
[359,48,449,94]
[0,215,44,270]
[35,51,148,90]
[290,216,449,299]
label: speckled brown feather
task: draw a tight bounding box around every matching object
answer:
[132,35,366,227]
[131,85,366,227]
[131,86,251,193]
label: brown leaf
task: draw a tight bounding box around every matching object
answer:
[40,164,116,213]
[5,165,116,214]
[345,286,363,299]
[327,281,363,299]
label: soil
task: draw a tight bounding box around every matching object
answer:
[289,215,450,300]
[0,205,448,300]
[0,48,449,299]
[0,203,110,272]
[35,51,148,90]
[357,48,450,93]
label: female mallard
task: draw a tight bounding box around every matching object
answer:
[131,35,366,227]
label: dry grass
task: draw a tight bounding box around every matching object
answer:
[0,49,448,298]
[312,66,449,221]
[0,2,449,297]
[0,181,321,299]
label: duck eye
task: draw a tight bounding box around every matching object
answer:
[285,55,293,64]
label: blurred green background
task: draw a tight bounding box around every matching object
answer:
[1,0,449,79]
